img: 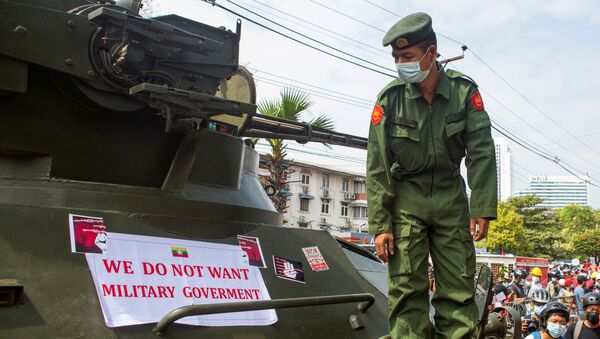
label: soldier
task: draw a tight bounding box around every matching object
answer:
[367,12,497,338]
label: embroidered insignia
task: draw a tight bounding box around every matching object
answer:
[471,91,484,111]
[371,105,383,125]
[395,38,409,48]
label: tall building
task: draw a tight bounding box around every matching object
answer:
[515,175,589,209]
[494,138,513,202]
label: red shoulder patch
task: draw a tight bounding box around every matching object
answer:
[471,91,484,111]
[371,105,383,125]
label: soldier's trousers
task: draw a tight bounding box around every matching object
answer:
[387,200,478,338]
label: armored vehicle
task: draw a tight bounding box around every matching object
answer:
[0,1,519,337]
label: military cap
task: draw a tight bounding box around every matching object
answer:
[382,12,433,49]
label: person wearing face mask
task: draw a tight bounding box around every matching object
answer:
[523,289,552,337]
[565,292,600,339]
[529,267,545,297]
[549,271,561,298]
[507,268,528,301]
[367,12,497,339]
[525,301,570,339]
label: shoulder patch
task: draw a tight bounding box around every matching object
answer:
[371,105,383,125]
[471,91,484,111]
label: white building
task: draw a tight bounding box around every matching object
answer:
[494,138,513,202]
[261,159,368,232]
[515,175,589,209]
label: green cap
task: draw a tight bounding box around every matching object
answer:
[382,12,433,49]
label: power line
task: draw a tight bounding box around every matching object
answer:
[203,0,396,77]
[226,0,393,73]
[244,0,390,60]
[249,66,373,105]
[204,1,600,187]
[357,0,600,157]
[255,77,373,109]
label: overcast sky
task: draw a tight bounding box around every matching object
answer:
[156,0,600,207]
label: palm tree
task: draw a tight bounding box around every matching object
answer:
[257,88,335,213]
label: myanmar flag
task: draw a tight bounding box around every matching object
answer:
[171,246,188,258]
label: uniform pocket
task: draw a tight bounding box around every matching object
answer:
[445,111,466,137]
[389,224,412,276]
[458,228,475,279]
[444,111,467,162]
[387,118,424,173]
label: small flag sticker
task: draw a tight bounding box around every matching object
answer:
[171,246,188,258]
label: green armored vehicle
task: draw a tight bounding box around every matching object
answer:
[0,1,520,337]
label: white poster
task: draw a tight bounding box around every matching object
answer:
[85,232,277,328]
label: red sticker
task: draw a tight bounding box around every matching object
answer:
[471,91,484,111]
[371,105,383,125]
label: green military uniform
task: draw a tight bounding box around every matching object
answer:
[367,13,497,339]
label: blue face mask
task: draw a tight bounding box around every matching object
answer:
[395,46,434,83]
[546,322,567,338]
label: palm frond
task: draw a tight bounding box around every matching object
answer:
[279,87,312,121]
[309,115,336,131]
[257,98,281,117]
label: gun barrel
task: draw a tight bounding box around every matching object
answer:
[242,114,367,150]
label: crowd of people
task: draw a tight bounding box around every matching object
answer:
[491,264,600,338]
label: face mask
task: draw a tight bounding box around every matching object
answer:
[395,46,434,83]
[551,278,557,282]
[546,323,567,338]
[519,279,526,286]
[533,277,540,284]
[586,311,599,325]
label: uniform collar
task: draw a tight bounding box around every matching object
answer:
[405,62,450,100]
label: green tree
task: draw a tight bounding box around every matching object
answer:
[257,88,334,213]
[505,195,562,258]
[485,202,529,254]
[557,204,598,260]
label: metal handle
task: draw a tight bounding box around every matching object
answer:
[153,293,375,336]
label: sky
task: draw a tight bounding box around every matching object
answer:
[153,0,600,208]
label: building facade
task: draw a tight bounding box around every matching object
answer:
[515,175,589,209]
[494,137,513,202]
[261,159,368,232]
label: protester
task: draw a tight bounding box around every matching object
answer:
[574,276,587,318]
[508,268,528,301]
[525,301,570,339]
[523,289,552,337]
[565,292,600,339]
[529,267,545,297]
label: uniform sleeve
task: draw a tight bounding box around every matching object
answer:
[366,100,395,235]
[464,89,498,219]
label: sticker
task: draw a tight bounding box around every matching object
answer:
[273,256,305,284]
[471,91,484,111]
[237,235,267,268]
[171,246,189,258]
[371,105,383,125]
[69,214,107,254]
[302,246,329,272]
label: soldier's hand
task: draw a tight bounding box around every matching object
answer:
[375,232,394,263]
[470,218,489,241]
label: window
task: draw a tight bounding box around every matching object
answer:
[353,181,365,194]
[322,174,330,188]
[301,173,310,185]
[342,178,349,192]
[321,200,330,214]
[340,202,348,216]
[353,206,368,219]
[300,199,309,212]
